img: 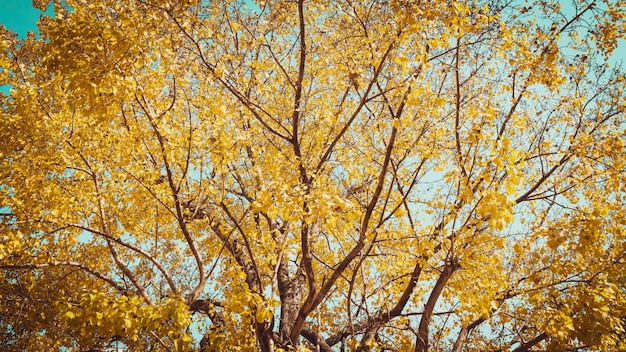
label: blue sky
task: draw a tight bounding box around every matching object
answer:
[0,1,54,95]
[0,1,53,38]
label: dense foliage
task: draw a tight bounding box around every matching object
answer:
[1,0,625,351]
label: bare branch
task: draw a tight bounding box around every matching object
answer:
[0,261,123,292]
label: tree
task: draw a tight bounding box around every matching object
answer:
[1,0,625,350]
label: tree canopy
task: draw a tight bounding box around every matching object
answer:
[1,0,626,351]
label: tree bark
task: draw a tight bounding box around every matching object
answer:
[415,260,459,352]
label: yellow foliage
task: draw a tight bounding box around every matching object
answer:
[1,0,625,351]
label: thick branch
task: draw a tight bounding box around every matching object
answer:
[454,37,467,178]
[209,221,258,290]
[220,202,262,292]
[300,328,333,352]
[189,298,226,329]
[451,318,486,352]
[511,332,548,352]
[415,260,459,352]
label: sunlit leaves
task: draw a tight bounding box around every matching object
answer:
[58,292,193,350]
[0,0,625,351]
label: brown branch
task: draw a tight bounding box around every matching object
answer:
[189,298,226,329]
[165,11,291,141]
[119,166,176,218]
[220,202,262,292]
[292,0,307,153]
[451,317,486,352]
[511,332,548,352]
[516,153,571,203]
[149,331,174,352]
[300,328,333,352]
[356,254,425,350]
[209,220,261,293]
[415,260,460,352]
[314,36,398,173]
[500,2,596,142]
[84,157,153,306]
[454,37,467,178]
[290,3,319,344]
[347,238,377,339]
[261,41,296,90]
[290,77,405,343]
[137,94,206,304]
[0,261,123,292]
[67,222,178,295]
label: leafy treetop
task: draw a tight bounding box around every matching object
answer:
[1,0,625,351]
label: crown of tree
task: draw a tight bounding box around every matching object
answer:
[1,0,625,351]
